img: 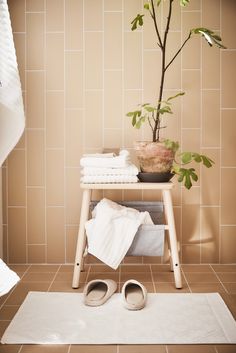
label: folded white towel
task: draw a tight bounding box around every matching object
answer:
[86,198,153,269]
[80,149,131,169]
[81,164,139,176]
[81,175,138,183]
[0,259,20,297]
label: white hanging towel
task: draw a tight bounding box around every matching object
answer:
[85,198,153,269]
[0,0,25,166]
[0,258,20,297]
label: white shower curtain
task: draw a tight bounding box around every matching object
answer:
[0,0,25,258]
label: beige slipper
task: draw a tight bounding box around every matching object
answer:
[83,279,117,306]
[122,279,147,310]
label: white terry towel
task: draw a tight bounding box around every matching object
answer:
[81,164,139,176]
[0,259,20,297]
[81,175,138,184]
[85,198,153,269]
[80,150,131,169]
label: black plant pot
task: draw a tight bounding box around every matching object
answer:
[137,171,174,183]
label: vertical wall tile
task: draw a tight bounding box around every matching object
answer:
[143,11,158,50]
[143,50,161,102]
[182,12,201,69]
[182,244,200,264]
[124,90,142,148]
[2,168,7,224]
[222,0,236,49]
[85,32,103,89]
[66,226,78,263]
[104,13,122,70]
[181,0,200,11]
[8,150,26,206]
[28,245,46,263]
[182,70,201,128]
[84,91,103,148]
[124,32,142,89]
[161,90,181,143]
[65,168,81,224]
[124,0,142,31]
[202,90,220,147]
[13,33,25,90]
[84,0,103,31]
[27,188,45,244]
[104,71,122,128]
[202,0,220,30]
[26,0,45,12]
[222,52,236,108]
[162,0,181,31]
[8,208,26,263]
[182,187,200,244]
[165,32,181,89]
[46,33,64,90]
[65,110,83,167]
[201,207,219,263]
[46,92,64,148]
[104,0,122,11]
[8,0,25,32]
[65,52,83,109]
[27,130,45,186]
[104,129,122,149]
[26,71,45,128]
[46,150,64,206]
[65,0,83,51]
[221,168,236,224]
[201,149,220,205]
[46,207,65,263]
[222,110,236,167]
[202,44,220,89]
[26,13,44,70]
[46,0,64,32]
[221,226,236,263]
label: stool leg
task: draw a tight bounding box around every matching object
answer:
[162,189,182,289]
[72,189,91,288]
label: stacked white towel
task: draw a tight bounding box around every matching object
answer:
[80,150,139,183]
[0,259,20,296]
[86,198,153,269]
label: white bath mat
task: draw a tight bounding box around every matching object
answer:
[1,292,236,344]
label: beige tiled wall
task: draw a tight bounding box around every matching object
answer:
[2,0,236,264]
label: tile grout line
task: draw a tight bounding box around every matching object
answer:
[210,264,229,294]
[47,264,62,292]
[43,0,47,264]
[181,268,192,293]
[63,0,66,263]
[149,264,157,293]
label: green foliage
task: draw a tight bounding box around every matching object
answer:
[191,28,226,49]
[131,14,144,31]
[180,0,190,6]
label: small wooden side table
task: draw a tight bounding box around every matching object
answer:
[72,182,182,289]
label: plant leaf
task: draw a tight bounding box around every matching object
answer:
[201,155,214,168]
[181,152,192,164]
[131,14,144,31]
[167,92,185,102]
[144,3,150,10]
[180,0,190,7]
[191,28,226,49]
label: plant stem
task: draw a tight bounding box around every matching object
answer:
[153,0,173,142]
[150,0,163,48]
[165,31,192,71]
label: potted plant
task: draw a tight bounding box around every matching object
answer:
[127,0,226,189]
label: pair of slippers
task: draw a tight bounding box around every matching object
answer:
[83,279,147,310]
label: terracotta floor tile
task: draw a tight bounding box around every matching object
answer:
[119,345,166,353]
[21,272,55,282]
[151,264,172,272]
[0,344,22,353]
[90,264,118,273]
[27,265,60,273]
[215,344,236,353]
[0,320,10,339]
[120,264,151,272]
[152,272,184,283]
[69,345,117,353]
[167,345,216,353]
[120,272,152,282]
[217,273,236,283]
[123,256,143,264]
[20,345,69,353]
[211,265,236,272]
[184,272,220,284]
[0,305,19,320]
[143,256,162,264]
[189,283,226,293]
[223,283,236,294]
[8,265,30,273]
[181,265,213,273]
[154,282,190,293]
[49,281,85,292]
[87,272,119,282]
[5,282,51,305]
[54,272,87,282]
